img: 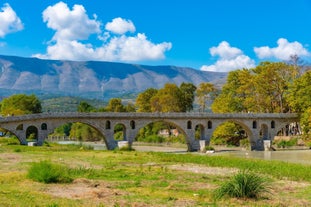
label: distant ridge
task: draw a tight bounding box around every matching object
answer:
[0,54,227,99]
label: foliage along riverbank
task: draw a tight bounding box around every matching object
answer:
[0,138,311,206]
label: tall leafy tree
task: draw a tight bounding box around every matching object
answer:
[212,69,253,113]
[0,94,42,116]
[287,70,311,135]
[287,70,311,113]
[78,101,96,112]
[180,82,197,112]
[196,82,217,112]
[105,98,126,112]
[150,83,183,112]
[252,62,294,112]
[136,88,158,112]
[212,62,295,113]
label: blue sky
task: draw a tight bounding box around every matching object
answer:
[0,0,310,72]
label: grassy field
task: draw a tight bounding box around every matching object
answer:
[0,138,311,206]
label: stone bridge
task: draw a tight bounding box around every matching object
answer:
[0,112,299,151]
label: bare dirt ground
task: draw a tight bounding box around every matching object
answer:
[42,163,311,207]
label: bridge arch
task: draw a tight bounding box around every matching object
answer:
[210,119,255,148]
[16,124,23,130]
[0,126,22,143]
[113,123,126,141]
[26,125,38,141]
[47,120,110,148]
[134,119,189,149]
[260,124,269,139]
[195,124,205,140]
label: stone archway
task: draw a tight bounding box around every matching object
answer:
[210,120,253,148]
[26,125,38,141]
[260,124,269,140]
[195,124,205,140]
[114,123,126,141]
[134,120,188,149]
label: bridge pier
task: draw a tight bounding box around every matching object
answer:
[102,129,117,150]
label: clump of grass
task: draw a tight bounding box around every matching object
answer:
[214,170,271,200]
[119,145,135,151]
[14,148,22,152]
[27,160,73,184]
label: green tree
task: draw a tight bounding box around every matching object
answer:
[125,102,136,112]
[105,98,126,112]
[252,62,294,112]
[211,122,245,146]
[150,83,183,112]
[0,94,42,116]
[136,88,158,112]
[180,82,197,112]
[287,70,311,113]
[54,123,72,137]
[212,62,295,113]
[196,82,217,112]
[287,70,311,135]
[78,101,96,112]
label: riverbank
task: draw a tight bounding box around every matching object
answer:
[1,138,311,206]
[55,140,311,164]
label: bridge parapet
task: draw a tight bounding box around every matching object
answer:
[0,112,299,122]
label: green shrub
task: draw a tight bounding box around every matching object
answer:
[166,135,186,144]
[205,146,215,151]
[114,131,124,141]
[274,138,297,148]
[27,160,73,184]
[14,148,22,152]
[119,145,136,151]
[137,134,165,143]
[214,170,271,199]
[0,136,20,145]
[239,138,250,148]
[7,137,20,145]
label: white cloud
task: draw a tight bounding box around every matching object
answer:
[42,1,100,41]
[0,3,23,38]
[209,41,242,59]
[105,17,135,35]
[97,33,172,61]
[35,2,172,62]
[254,38,310,60]
[201,41,255,72]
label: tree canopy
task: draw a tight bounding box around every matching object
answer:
[0,94,42,116]
[212,62,296,113]
[136,82,197,113]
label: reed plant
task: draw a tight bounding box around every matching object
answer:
[214,170,271,199]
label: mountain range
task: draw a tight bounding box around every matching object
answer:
[0,55,227,100]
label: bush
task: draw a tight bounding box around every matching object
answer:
[119,145,135,151]
[27,160,73,184]
[0,136,20,145]
[7,137,20,145]
[137,134,165,143]
[205,146,215,151]
[274,138,298,148]
[214,170,271,199]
